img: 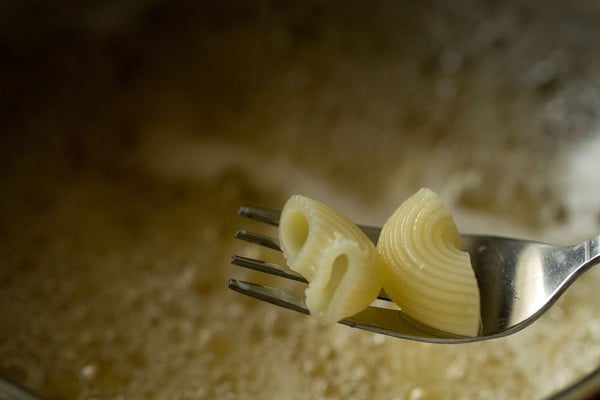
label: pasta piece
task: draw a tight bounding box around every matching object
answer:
[377,188,480,337]
[279,195,384,324]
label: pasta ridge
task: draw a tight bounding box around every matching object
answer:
[378,188,480,336]
[279,195,384,324]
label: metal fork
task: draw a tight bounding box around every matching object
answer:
[229,206,600,343]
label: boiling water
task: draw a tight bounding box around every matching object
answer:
[2,1,600,399]
[2,132,600,399]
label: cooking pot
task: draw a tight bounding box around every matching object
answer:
[1,1,599,398]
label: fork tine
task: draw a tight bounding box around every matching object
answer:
[237,206,281,226]
[234,229,281,251]
[231,255,307,282]
[228,279,308,314]
[227,279,460,343]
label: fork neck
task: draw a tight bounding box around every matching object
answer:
[576,235,600,269]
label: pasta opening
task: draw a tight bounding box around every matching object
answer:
[321,254,349,308]
[284,210,309,254]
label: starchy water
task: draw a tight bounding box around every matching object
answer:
[1,1,600,399]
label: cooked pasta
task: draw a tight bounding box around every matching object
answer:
[377,188,480,337]
[278,195,385,324]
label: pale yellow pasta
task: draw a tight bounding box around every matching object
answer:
[279,195,385,324]
[377,188,480,337]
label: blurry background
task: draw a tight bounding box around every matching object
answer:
[1,1,600,399]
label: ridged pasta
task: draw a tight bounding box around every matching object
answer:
[279,195,385,324]
[377,188,480,337]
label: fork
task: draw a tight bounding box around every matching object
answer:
[228,206,600,343]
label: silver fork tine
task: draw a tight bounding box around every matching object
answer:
[237,206,281,226]
[234,229,281,251]
[228,279,308,314]
[228,279,462,343]
[231,255,306,282]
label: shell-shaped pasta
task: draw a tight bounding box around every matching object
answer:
[279,195,384,324]
[377,188,480,337]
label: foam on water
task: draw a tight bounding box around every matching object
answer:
[556,128,600,241]
[2,2,600,398]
